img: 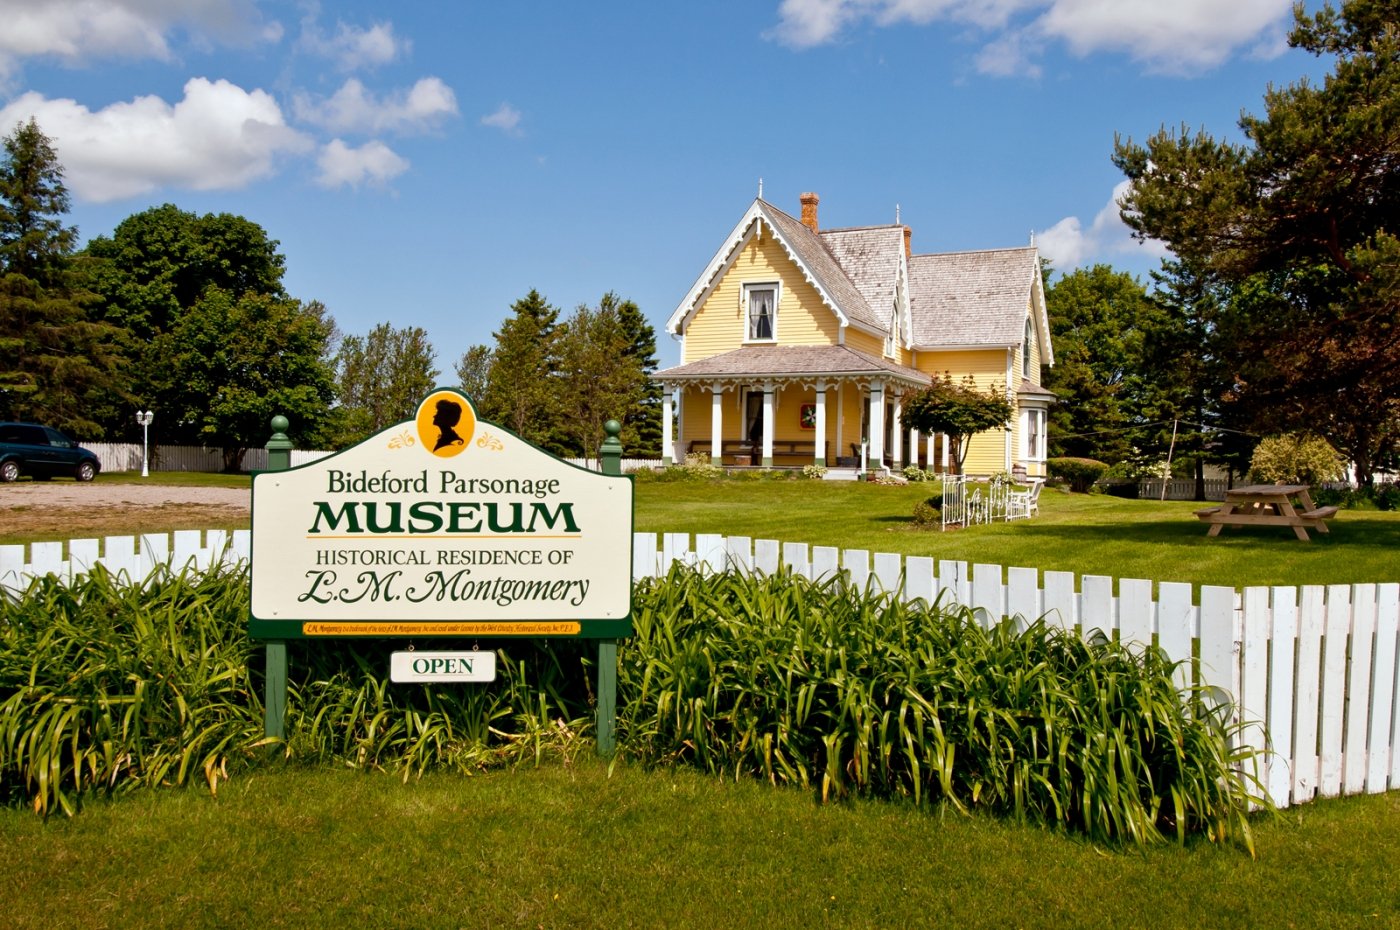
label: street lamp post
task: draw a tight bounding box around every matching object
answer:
[136,410,154,478]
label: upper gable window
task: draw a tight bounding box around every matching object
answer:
[744,283,778,342]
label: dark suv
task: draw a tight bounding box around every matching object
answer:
[0,422,101,482]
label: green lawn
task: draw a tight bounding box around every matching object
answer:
[95,470,251,489]
[634,479,1400,589]
[4,762,1398,930]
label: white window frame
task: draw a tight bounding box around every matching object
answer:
[1021,407,1046,462]
[742,281,780,344]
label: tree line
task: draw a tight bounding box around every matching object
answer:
[1043,0,1398,489]
[0,119,660,468]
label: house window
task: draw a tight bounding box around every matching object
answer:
[1024,408,1045,461]
[745,283,777,342]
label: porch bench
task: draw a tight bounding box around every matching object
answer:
[686,440,828,464]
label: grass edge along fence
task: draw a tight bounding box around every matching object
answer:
[0,560,1264,852]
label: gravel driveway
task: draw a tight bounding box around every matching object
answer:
[0,481,250,511]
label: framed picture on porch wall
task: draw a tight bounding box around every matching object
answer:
[799,404,816,430]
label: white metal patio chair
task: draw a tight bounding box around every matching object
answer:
[1007,478,1044,520]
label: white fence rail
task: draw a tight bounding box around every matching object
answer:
[4,528,1397,811]
[1,529,250,590]
[84,443,659,474]
[83,443,332,473]
[1138,478,1230,501]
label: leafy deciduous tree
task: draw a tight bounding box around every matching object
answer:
[900,374,1013,474]
[153,289,335,470]
[332,322,439,444]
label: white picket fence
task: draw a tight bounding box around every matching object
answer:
[3,527,1396,811]
[0,529,251,591]
[633,532,1400,811]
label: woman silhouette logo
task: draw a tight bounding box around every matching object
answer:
[414,390,476,458]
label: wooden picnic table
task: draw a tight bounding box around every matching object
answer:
[1195,483,1339,541]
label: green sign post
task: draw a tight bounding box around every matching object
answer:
[251,391,634,757]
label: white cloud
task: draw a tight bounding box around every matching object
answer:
[293,77,458,135]
[479,103,522,136]
[0,0,276,75]
[768,0,1292,75]
[1037,0,1290,74]
[299,18,407,71]
[0,78,311,202]
[1035,180,1168,269]
[972,30,1042,79]
[314,138,408,189]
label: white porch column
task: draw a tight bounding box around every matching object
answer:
[891,392,903,467]
[761,381,775,467]
[814,381,827,466]
[940,433,950,471]
[661,388,674,466]
[909,426,920,467]
[868,380,885,468]
[710,385,724,466]
[926,433,936,471]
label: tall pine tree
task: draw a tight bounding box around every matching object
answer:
[480,289,562,450]
[0,119,119,434]
[616,294,662,457]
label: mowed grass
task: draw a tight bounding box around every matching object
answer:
[634,479,1400,589]
[4,473,1399,587]
[3,762,1399,930]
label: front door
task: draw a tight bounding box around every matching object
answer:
[745,393,763,465]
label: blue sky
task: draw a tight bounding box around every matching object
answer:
[1,1,1330,371]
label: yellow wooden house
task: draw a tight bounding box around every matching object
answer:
[655,192,1054,477]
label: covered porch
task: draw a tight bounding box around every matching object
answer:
[654,346,949,473]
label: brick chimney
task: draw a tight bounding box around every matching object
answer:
[800,192,819,233]
[903,225,912,257]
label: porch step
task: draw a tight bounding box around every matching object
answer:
[822,468,861,481]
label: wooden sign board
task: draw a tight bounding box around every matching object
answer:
[248,389,633,639]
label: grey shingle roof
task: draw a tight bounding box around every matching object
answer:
[655,344,929,386]
[818,225,905,328]
[907,246,1038,347]
[756,201,886,334]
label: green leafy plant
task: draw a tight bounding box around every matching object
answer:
[1048,457,1109,493]
[619,566,1265,851]
[911,497,942,526]
[1248,433,1347,486]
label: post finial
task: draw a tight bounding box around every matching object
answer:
[757,177,764,199]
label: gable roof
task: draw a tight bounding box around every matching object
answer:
[665,199,886,337]
[817,225,906,330]
[669,195,1052,368]
[906,246,1047,356]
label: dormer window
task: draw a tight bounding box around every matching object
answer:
[745,283,778,342]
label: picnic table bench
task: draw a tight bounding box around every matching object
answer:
[1196,484,1337,541]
